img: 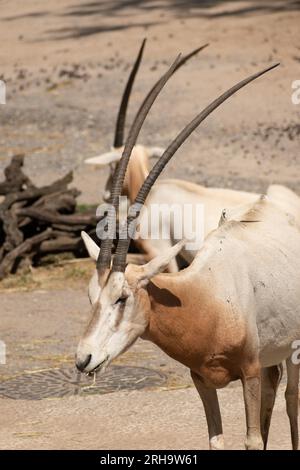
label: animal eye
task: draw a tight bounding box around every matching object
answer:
[115,296,127,305]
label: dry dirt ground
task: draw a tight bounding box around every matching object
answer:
[0,270,294,450]
[0,0,300,450]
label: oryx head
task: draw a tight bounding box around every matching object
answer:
[84,40,209,202]
[76,56,279,375]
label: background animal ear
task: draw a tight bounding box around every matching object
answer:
[81,231,100,261]
[85,151,121,166]
[147,146,165,159]
[138,239,186,286]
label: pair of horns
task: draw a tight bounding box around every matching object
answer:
[100,47,279,274]
[97,54,182,274]
[99,40,209,275]
[113,39,209,148]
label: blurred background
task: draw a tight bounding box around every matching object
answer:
[0,0,299,202]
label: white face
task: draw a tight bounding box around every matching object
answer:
[76,270,148,374]
[77,231,185,374]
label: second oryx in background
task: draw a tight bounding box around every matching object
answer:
[85,41,300,271]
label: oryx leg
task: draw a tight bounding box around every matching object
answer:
[191,370,224,450]
[285,356,299,450]
[241,362,264,450]
[260,364,283,450]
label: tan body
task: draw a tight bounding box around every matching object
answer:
[79,197,300,450]
[128,198,300,448]
[143,272,247,388]
[140,208,300,380]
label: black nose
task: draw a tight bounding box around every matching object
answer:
[76,354,92,372]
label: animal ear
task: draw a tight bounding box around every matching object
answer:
[85,151,121,166]
[138,239,186,286]
[88,270,101,305]
[147,146,165,159]
[81,231,100,261]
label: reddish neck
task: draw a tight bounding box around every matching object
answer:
[141,272,217,372]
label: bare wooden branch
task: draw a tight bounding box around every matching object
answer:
[0,154,138,278]
[1,205,24,254]
[33,188,80,212]
[0,154,35,195]
[38,236,80,254]
[17,207,97,226]
[0,229,53,280]
[52,223,91,232]
[0,171,73,212]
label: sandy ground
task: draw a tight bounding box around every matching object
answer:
[0,0,299,202]
[0,0,300,450]
[0,384,294,450]
[0,283,294,450]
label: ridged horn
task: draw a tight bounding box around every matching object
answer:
[97,54,182,275]
[113,39,146,148]
[131,43,209,128]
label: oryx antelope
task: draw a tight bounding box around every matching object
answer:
[76,59,300,450]
[86,41,300,272]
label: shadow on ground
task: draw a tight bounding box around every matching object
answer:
[2,0,300,39]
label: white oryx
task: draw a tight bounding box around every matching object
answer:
[86,41,300,272]
[76,59,300,450]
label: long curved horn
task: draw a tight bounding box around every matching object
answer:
[97,54,182,275]
[131,44,209,128]
[112,62,280,272]
[113,39,146,149]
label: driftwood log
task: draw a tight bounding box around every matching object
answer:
[0,155,98,279]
